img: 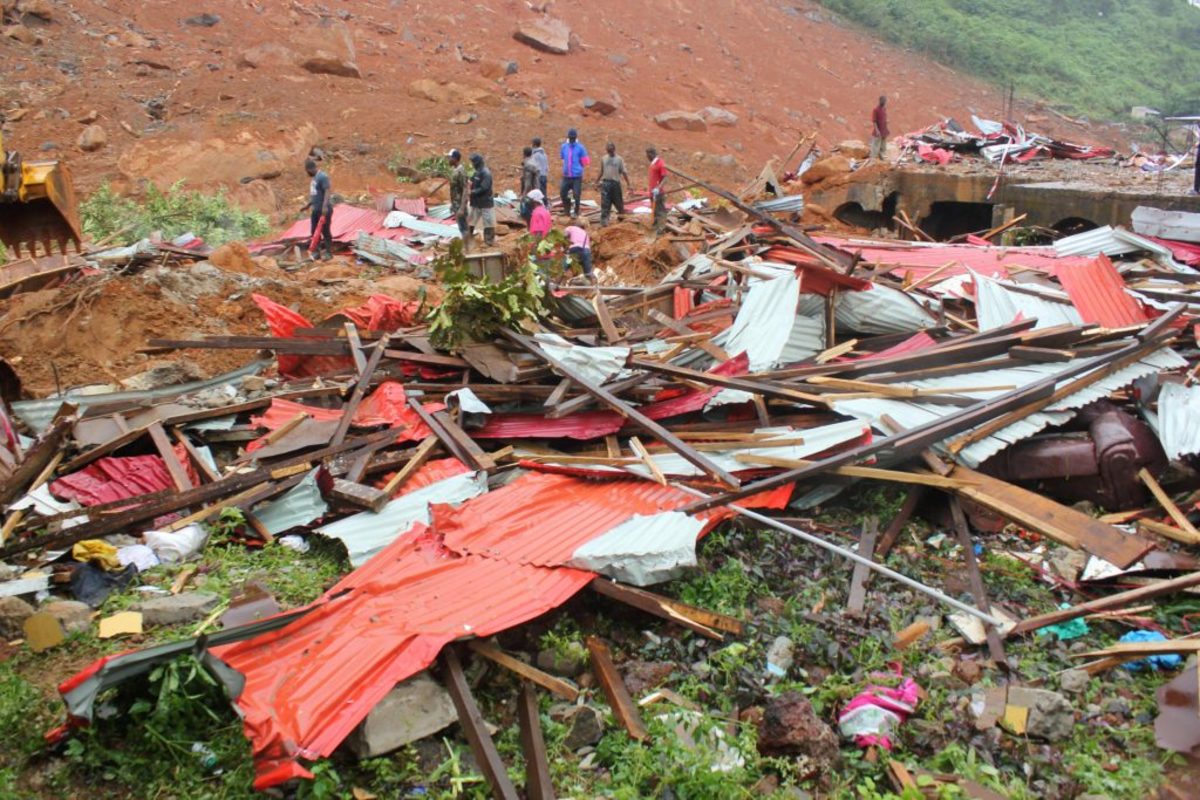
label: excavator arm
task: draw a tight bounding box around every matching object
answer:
[0,131,83,258]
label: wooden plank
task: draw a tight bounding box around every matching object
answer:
[60,421,152,474]
[379,436,440,496]
[629,436,667,486]
[0,413,74,508]
[1139,468,1200,540]
[0,450,64,546]
[590,577,741,639]
[948,497,1006,665]
[1138,517,1200,546]
[631,358,826,406]
[1009,571,1200,637]
[545,373,646,419]
[647,309,729,361]
[543,378,572,408]
[874,485,925,560]
[331,335,390,447]
[432,410,496,471]
[407,397,484,471]
[343,322,367,374]
[517,682,556,800]
[172,429,220,483]
[733,454,969,489]
[950,465,1153,567]
[593,292,622,343]
[441,646,520,800]
[586,636,648,741]
[146,421,193,492]
[507,331,741,487]
[329,478,391,513]
[467,640,580,701]
[846,518,877,615]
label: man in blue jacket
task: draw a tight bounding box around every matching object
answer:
[559,128,589,219]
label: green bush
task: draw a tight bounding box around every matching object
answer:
[817,0,1200,119]
[81,182,270,247]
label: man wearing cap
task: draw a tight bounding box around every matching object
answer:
[447,149,469,242]
[597,142,631,227]
[647,147,668,233]
[526,189,551,240]
[559,128,589,219]
[531,137,549,197]
[468,153,496,248]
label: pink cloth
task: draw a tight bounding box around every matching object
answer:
[565,225,590,249]
[529,204,552,237]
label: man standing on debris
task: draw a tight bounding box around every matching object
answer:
[468,153,496,249]
[646,147,668,233]
[531,137,549,198]
[526,189,551,240]
[559,128,589,219]
[597,142,631,227]
[519,146,540,222]
[563,222,595,283]
[447,149,469,242]
[870,95,890,161]
[300,158,334,260]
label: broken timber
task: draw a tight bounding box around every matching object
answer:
[586,636,648,741]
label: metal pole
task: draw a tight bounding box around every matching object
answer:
[672,483,1003,627]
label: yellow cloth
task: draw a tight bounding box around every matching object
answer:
[72,539,121,571]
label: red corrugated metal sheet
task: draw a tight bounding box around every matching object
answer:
[760,246,873,295]
[472,411,624,440]
[377,457,470,497]
[251,388,441,442]
[812,236,1090,280]
[267,205,415,245]
[391,197,427,216]
[50,454,181,506]
[206,471,720,788]
[1148,236,1200,267]
[1055,254,1150,328]
[841,331,939,363]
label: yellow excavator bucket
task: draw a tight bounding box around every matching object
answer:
[1,134,83,258]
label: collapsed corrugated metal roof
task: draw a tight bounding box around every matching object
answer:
[252,470,329,537]
[1132,206,1200,244]
[973,273,1082,330]
[831,348,1186,467]
[713,274,799,371]
[566,510,705,586]
[1154,382,1200,461]
[1055,256,1151,328]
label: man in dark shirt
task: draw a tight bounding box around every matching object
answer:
[870,96,890,161]
[447,149,468,240]
[597,142,631,227]
[520,146,540,221]
[300,158,333,260]
[468,153,495,248]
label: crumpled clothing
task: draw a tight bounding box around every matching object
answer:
[837,674,921,750]
[1119,630,1183,672]
[117,544,160,573]
[70,562,138,608]
[72,540,122,571]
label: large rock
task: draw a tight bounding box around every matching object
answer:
[344,671,457,758]
[16,0,52,20]
[582,97,618,116]
[238,43,297,69]
[1008,687,1074,741]
[654,111,707,133]
[137,592,220,627]
[229,178,279,215]
[698,106,738,127]
[513,17,571,54]
[3,24,41,45]
[757,692,840,772]
[408,78,499,107]
[562,705,605,750]
[0,596,35,640]
[838,139,871,159]
[300,20,361,78]
[77,124,107,152]
[801,155,853,185]
[42,600,92,634]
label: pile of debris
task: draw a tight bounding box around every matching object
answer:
[6,172,1200,795]
[895,116,1117,166]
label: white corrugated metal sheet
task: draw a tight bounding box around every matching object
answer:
[753,195,806,214]
[777,313,826,365]
[713,274,800,371]
[831,348,1185,468]
[1156,382,1200,460]
[1132,206,1200,244]
[534,333,630,385]
[316,471,488,566]
[253,469,329,537]
[835,284,938,334]
[1053,225,1176,264]
[567,511,704,586]
[974,274,1082,330]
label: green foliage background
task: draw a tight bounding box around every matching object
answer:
[80,182,269,247]
[817,0,1200,118]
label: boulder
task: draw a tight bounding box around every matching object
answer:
[229,178,279,216]
[513,17,571,54]
[837,139,871,159]
[408,78,498,107]
[16,0,51,20]
[298,19,361,78]
[183,13,220,27]
[582,97,618,116]
[698,106,738,127]
[562,705,605,750]
[654,111,707,133]
[42,600,91,634]
[1008,687,1074,741]
[3,24,41,45]
[77,124,107,152]
[800,155,852,185]
[345,671,457,758]
[238,43,297,69]
[756,692,840,773]
[0,596,35,640]
[137,592,220,627]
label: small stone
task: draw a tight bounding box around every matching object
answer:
[136,592,220,627]
[562,705,605,750]
[183,13,220,27]
[582,97,618,116]
[3,24,41,46]
[698,106,738,127]
[619,660,676,694]
[1008,687,1074,741]
[1059,668,1089,694]
[1103,697,1130,717]
[41,600,91,634]
[77,124,107,152]
[78,110,98,124]
[0,596,36,640]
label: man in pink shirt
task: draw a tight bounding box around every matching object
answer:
[563,223,594,282]
[526,189,552,239]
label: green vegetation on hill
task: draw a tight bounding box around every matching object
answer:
[817,0,1200,119]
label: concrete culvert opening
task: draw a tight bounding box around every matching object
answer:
[1052,217,1101,237]
[918,200,994,241]
[833,192,898,232]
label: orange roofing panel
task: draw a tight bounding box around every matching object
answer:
[1055,254,1149,328]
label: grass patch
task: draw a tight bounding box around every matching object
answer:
[80,182,270,247]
